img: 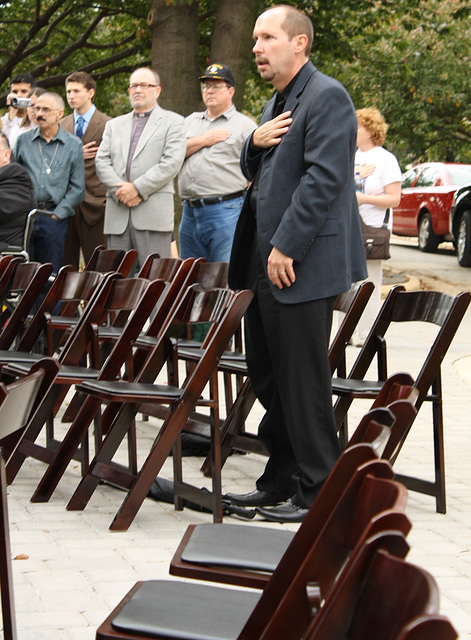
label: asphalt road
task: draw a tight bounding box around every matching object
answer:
[386,235,471,294]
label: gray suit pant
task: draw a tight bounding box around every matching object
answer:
[107,218,172,270]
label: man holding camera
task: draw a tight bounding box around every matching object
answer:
[1,73,37,147]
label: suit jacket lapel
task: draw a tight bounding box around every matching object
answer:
[284,61,317,115]
[120,112,134,165]
[83,109,102,144]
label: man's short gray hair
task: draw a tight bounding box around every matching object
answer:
[40,92,65,110]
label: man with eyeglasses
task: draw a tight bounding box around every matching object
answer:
[178,64,256,262]
[14,91,85,274]
[95,67,186,266]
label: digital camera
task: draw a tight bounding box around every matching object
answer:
[10,97,33,108]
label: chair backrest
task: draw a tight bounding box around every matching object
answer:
[58,275,166,369]
[137,255,182,281]
[240,465,410,640]
[344,287,470,405]
[85,246,138,277]
[396,615,458,640]
[0,261,54,350]
[0,358,59,640]
[16,267,106,353]
[137,285,240,386]
[347,374,419,458]
[305,548,440,640]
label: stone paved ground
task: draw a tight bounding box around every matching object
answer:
[5,305,471,639]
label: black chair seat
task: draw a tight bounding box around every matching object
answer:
[0,350,43,364]
[78,379,183,399]
[332,378,384,396]
[5,362,100,380]
[110,580,259,640]
[181,523,293,572]
[48,315,78,327]
[97,326,124,339]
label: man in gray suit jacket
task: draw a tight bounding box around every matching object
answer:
[225,5,367,522]
[95,68,186,266]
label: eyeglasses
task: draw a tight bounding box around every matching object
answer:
[201,82,228,91]
[31,107,60,114]
[128,82,158,91]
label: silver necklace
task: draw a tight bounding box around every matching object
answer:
[38,140,59,174]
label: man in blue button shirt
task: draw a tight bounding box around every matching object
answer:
[14,91,85,274]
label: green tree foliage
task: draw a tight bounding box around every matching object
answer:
[0,0,469,163]
[309,0,471,164]
[0,0,150,113]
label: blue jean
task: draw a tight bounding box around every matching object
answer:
[29,214,68,275]
[179,196,244,262]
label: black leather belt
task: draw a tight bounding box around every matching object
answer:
[37,201,55,210]
[183,190,246,208]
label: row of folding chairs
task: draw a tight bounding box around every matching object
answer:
[0,250,249,523]
[93,439,458,639]
[1,246,469,529]
[0,361,458,637]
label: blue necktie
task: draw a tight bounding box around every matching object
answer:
[75,116,85,139]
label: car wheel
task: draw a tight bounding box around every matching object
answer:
[457,210,471,267]
[418,213,439,252]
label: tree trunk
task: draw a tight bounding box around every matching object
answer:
[148,0,201,116]
[210,0,256,111]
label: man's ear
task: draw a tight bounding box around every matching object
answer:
[293,34,308,55]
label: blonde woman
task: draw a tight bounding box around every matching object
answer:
[353,107,402,345]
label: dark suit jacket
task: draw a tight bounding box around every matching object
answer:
[229,62,367,303]
[60,108,111,226]
[0,163,36,251]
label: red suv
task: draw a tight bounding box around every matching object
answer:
[392,162,471,252]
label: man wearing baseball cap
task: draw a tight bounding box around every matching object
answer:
[178,63,256,262]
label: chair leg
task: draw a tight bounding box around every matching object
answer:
[431,375,446,513]
[30,395,105,502]
[5,385,64,485]
[394,377,446,514]
[0,450,17,640]
[201,377,257,478]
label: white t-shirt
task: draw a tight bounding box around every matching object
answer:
[355,145,401,228]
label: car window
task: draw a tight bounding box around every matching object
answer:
[415,166,440,187]
[401,168,420,188]
[447,165,471,186]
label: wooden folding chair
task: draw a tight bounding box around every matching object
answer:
[396,615,458,640]
[85,246,137,277]
[332,286,470,513]
[0,261,53,350]
[4,276,166,482]
[0,358,59,640]
[304,548,441,640]
[194,280,375,476]
[0,266,107,359]
[39,287,254,527]
[168,383,416,590]
[95,468,410,639]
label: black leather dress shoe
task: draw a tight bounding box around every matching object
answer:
[256,499,309,523]
[223,489,292,507]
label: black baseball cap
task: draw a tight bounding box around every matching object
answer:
[199,63,235,87]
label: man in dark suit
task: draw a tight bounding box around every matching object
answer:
[0,132,36,252]
[61,71,111,268]
[225,5,367,522]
